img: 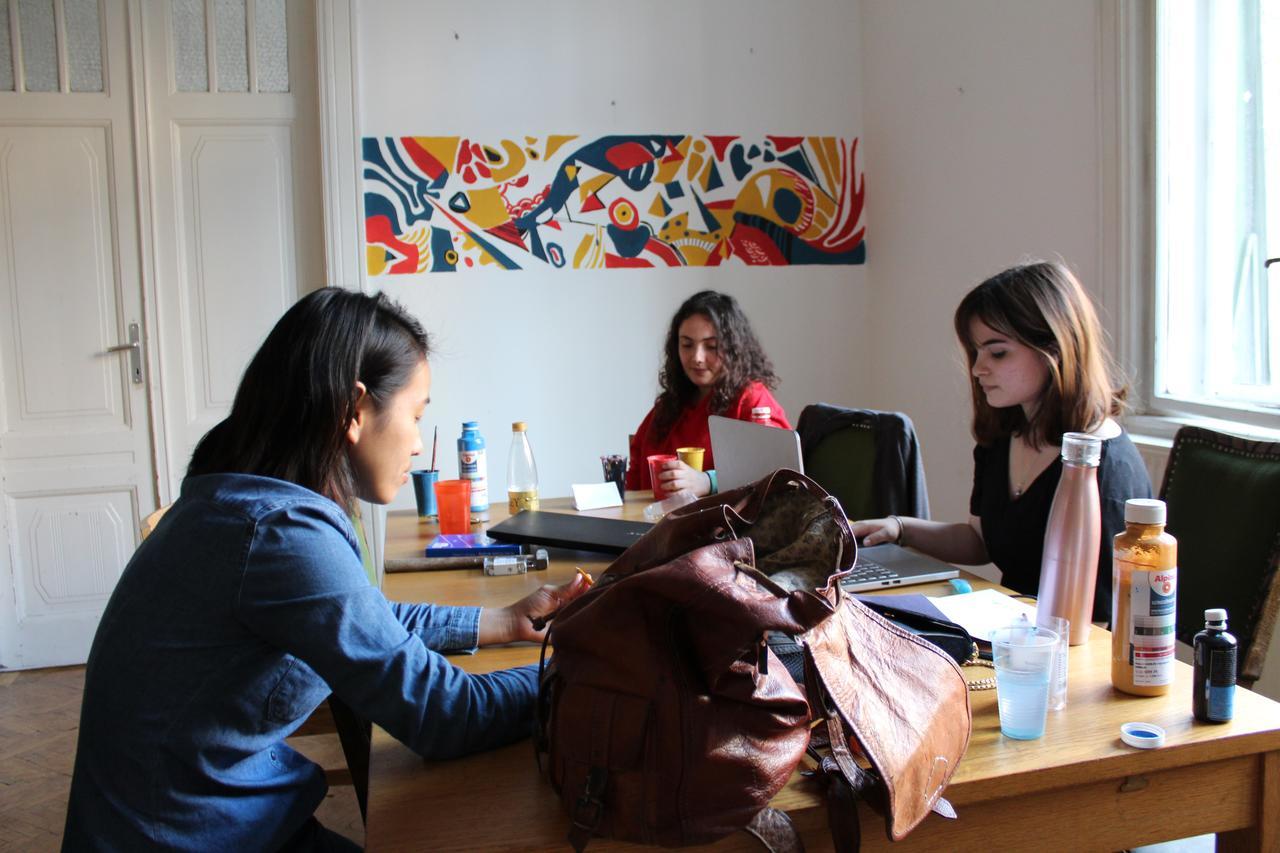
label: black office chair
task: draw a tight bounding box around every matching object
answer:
[796,404,930,521]
[1160,426,1280,689]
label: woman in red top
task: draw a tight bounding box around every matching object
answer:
[627,290,790,496]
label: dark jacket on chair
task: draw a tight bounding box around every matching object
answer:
[797,404,931,519]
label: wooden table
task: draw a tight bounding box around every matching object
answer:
[368,500,1280,851]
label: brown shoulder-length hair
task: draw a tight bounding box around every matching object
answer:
[651,290,778,437]
[953,261,1126,449]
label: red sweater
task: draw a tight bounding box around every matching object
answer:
[625,382,791,490]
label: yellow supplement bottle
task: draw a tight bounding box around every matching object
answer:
[1111,498,1177,696]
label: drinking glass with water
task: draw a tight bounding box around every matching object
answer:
[990,618,1060,740]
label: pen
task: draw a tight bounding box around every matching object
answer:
[430,426,438,472]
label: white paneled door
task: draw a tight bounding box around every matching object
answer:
[143,0,321,496]
[0,0,319,669]
[0,2,156,668]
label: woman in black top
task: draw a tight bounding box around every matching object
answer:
[852,261,1151,620]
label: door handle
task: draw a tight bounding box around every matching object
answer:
[107,322,143,384]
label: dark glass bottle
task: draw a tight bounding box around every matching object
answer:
[1192,608,1237,723]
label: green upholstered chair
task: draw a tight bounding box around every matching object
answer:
[1159,426,1280,689]
[796,404,931,522]
[804,420,879,521]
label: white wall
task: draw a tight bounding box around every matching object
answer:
[860,0,1103,543]
[358,0,870,508]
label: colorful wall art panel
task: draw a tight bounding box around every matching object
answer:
[362,135,865,273]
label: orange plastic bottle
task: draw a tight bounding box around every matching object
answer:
[1111,499,1177,696]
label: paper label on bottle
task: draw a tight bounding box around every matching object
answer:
[1127,568,1177,686]
[459,450,488,509]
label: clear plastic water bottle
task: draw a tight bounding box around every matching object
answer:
[457,421,489,523]
[1036,432,1101,646]
[507,421,539,514]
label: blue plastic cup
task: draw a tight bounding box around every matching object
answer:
[410,469,439,519]
[991,624,1059,740]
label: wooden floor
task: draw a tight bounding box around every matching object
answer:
[0,666,364,850]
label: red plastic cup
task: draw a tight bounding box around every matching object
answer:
[647,454,678,496]
[433,479,472,534]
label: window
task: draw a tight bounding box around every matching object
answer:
[1154,0,1280,418]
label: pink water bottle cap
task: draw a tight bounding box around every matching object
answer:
[751,406,771,422]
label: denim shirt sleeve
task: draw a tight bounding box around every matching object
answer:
[235,502,537,759]
[388,600,480,654]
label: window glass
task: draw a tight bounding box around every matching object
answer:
[1156,0,1280,412]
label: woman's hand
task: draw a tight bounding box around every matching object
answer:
[477,572,592,646]
[850,516,902,547]
[655,460,712,497]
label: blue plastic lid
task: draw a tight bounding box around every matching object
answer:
[1120,722,1166,749]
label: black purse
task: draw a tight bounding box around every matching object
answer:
[855,594,976,665]
[767,593,975,682]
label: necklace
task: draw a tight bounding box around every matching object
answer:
[1009,437,1056,499]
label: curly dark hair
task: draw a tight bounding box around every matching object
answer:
[651,290,779,437]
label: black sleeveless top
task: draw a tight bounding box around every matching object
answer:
[970,431,1152,622]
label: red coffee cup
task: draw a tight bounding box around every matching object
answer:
[646,454,678,496]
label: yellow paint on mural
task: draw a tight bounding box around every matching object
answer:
[459,188,512,229]
[544,135,579,160]
[367,246,387,276]
[413,137,461,172]
[577,172,613,205]
[405,227,432,273]
[461,232,499,267]
[573,229,605,268]
[486,139,528,183]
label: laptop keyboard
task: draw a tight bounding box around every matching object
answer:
[839,557,899,586]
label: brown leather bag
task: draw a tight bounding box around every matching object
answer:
[537,470,971,850]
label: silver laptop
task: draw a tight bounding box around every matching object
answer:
[708,415,804,490]
[839,543,959,592]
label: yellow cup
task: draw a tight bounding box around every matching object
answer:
[676,446,705,471]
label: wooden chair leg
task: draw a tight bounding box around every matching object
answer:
[327,695,372,824]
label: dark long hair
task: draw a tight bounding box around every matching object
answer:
[652,290,778,437]
[953,261,1125,449]
[188,288,430,507]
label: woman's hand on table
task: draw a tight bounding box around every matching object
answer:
[655,460,712,497]
[477,572,592,646]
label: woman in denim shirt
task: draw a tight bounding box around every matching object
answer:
[63,289,587,851]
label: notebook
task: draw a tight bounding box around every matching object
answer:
[486,510,653,555]
[707,415,805,491]
[838,543,959,592]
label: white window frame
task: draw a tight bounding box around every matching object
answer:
[1100,0,1280,444]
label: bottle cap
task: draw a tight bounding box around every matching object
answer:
[1060,432,1102,465]
[512,421,527,432]
[751,406,771,419]
[1124,498,1166,525]
[462,420,479,430]
[1119,721,1166,749]
[1205,608,1227,623]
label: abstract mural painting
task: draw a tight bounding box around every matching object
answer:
[363,134,865,273]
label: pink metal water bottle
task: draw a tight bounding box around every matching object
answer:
[1036,432,1102,646]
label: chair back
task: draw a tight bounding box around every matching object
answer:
[804,421,878,520]
[796,404,930,520]
[1160,426,1280,688]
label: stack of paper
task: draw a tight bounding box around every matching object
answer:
[930,588,1038,643]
